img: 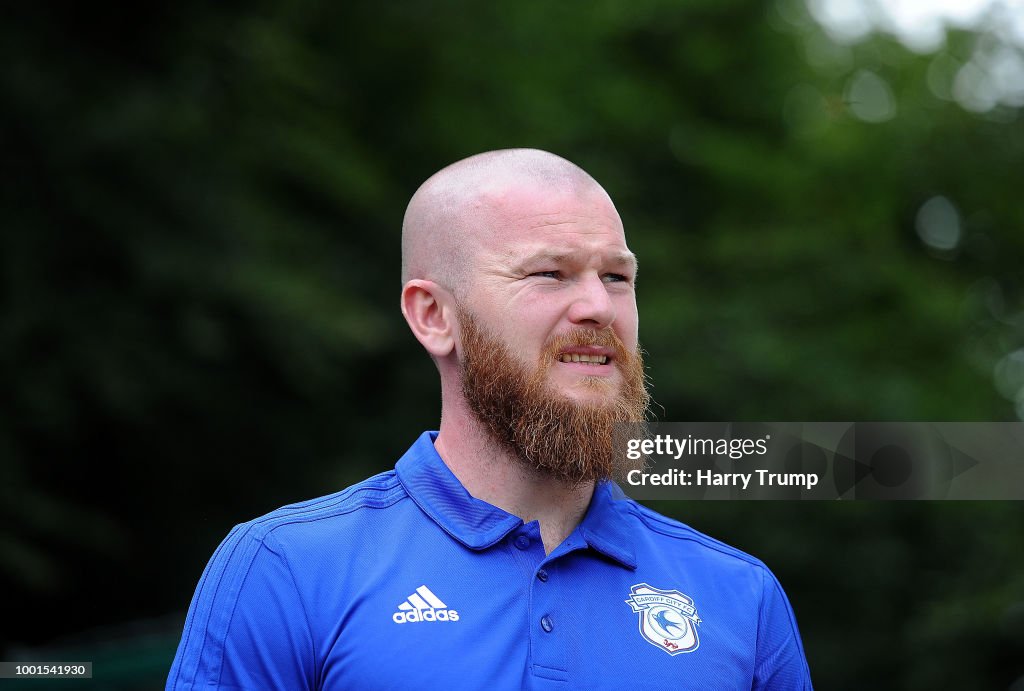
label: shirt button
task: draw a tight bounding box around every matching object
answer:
[514,536,531,550]
[540,615,554,632]
[536,569,549,582]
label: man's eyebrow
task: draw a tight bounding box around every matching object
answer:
[510,250,639,272]
[610,251,639,272]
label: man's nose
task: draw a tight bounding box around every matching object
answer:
[566,274,616,329]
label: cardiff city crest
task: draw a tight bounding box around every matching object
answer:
[625,583,702,655]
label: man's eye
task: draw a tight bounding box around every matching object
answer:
[603,273,630,283]
[530,271,560,279]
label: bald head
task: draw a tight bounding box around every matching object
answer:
[401,149,611,290]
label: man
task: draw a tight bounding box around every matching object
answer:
[167,149,812,689]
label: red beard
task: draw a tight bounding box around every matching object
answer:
[458,304,650,486]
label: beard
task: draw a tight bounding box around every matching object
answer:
[457,303,650,486]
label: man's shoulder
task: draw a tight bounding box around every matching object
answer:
[232,469,411,549]
[619,498,769,574]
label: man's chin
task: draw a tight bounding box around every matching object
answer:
[549,371,620,397]
[540,389,611,414]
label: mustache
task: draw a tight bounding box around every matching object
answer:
[541,327,633,364]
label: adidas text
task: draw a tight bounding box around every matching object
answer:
[392,609,460,624]
[392,585,459,624]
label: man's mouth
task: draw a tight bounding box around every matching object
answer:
[555,346,616,368]
[558,353,609,364]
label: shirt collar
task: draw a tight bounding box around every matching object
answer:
[396,431,637,570]
[577,480,638,570]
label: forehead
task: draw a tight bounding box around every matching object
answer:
[475,181,631,261]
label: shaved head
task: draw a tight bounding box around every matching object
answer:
[401,149,610,290]
[399,149,645,486]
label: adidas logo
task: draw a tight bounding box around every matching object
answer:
[392,585,460,624]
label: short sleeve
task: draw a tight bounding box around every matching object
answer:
[166,527,316,690]
[753,567,813,690]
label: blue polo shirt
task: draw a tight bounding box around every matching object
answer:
[167,431,812,690]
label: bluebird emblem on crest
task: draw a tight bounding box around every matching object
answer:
[625,583,702,655]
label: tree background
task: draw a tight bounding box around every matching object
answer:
[2,1,1023,688]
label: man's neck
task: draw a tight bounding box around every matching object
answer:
[433,415,593,555]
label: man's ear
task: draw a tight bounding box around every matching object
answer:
[401,280,456,358]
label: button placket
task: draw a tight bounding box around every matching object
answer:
[528,554,568,679]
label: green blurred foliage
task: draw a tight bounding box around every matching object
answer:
[2,0,1022,688]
